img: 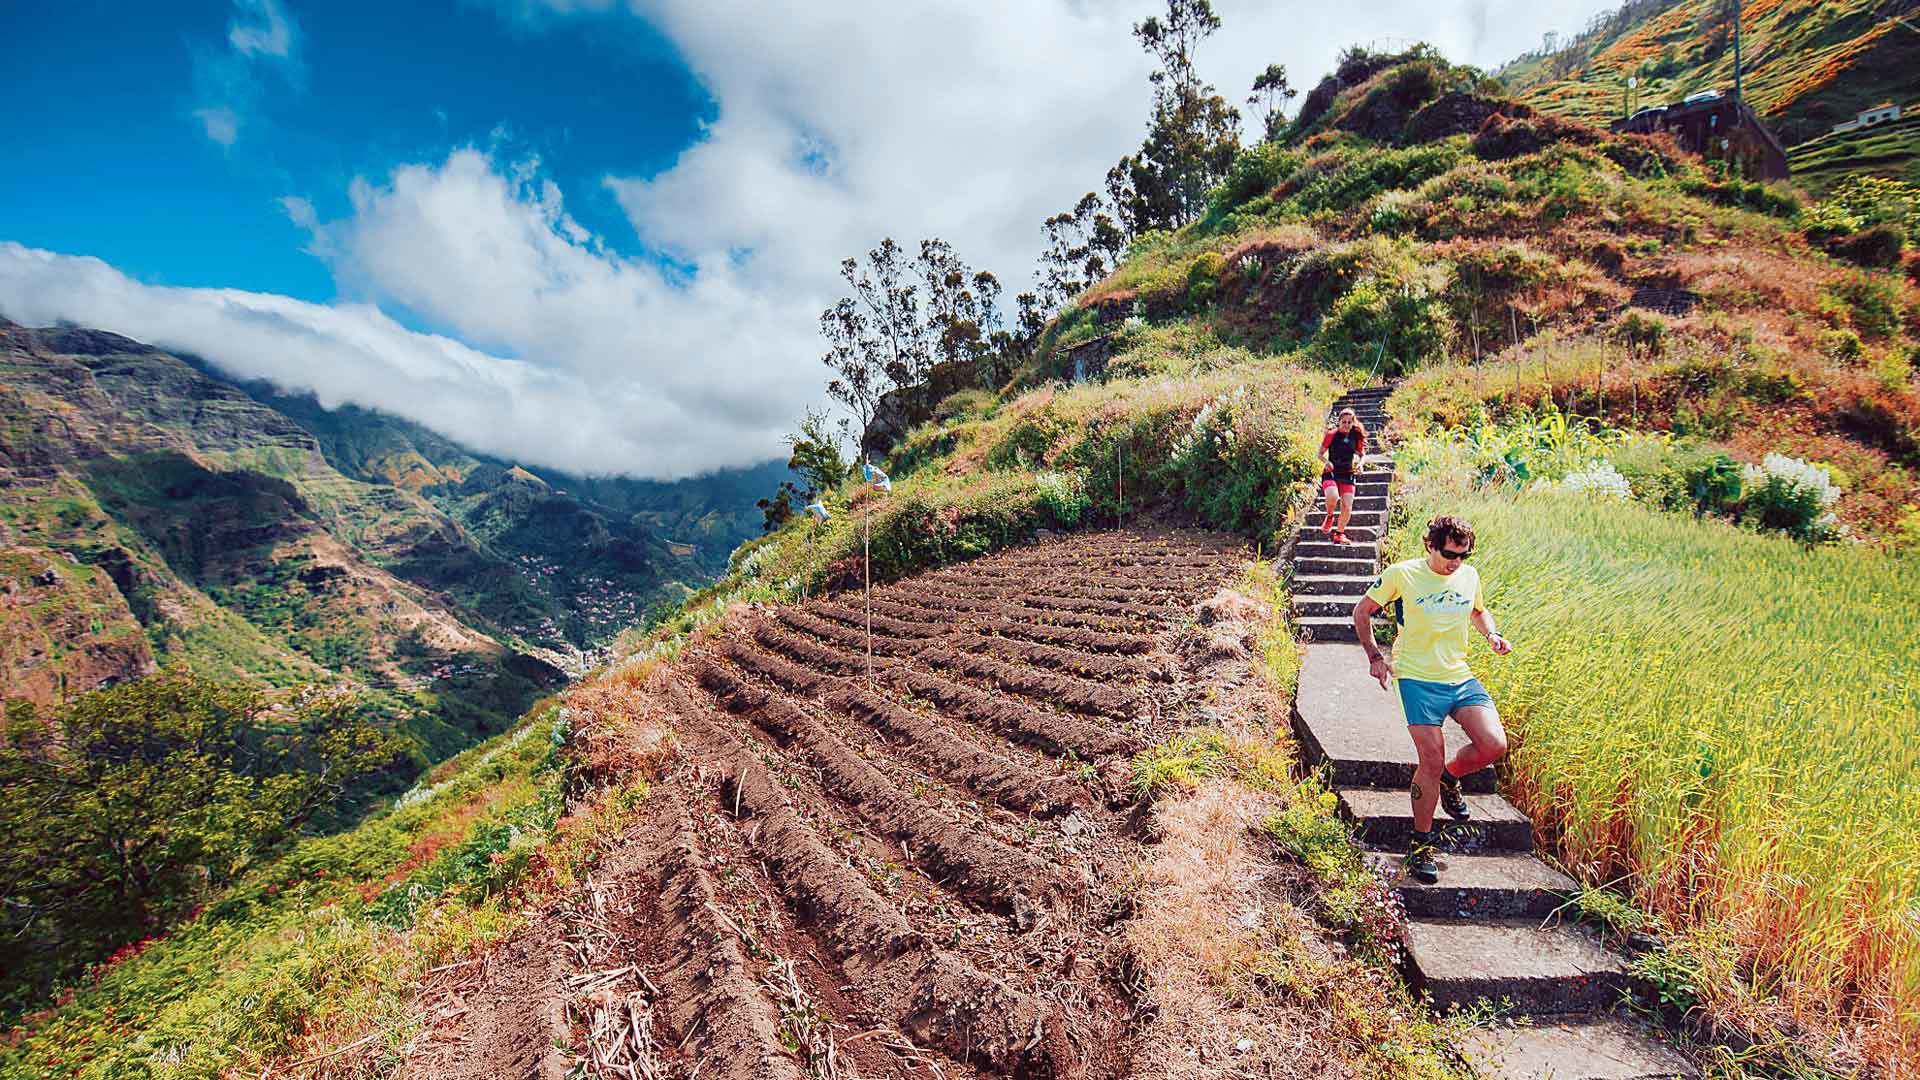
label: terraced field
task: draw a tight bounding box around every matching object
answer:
[436,529,1246,1080]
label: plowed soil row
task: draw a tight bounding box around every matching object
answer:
[529,528,1241,1078]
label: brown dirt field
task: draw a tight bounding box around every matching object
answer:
[451,528,1276,1079]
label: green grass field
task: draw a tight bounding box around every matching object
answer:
[1392,486,1919,1050]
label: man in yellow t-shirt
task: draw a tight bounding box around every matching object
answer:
[1352,514,1513,885]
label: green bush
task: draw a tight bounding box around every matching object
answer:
[1282,140,1466,217]
[1831,224,1907,269]
[1677,175,1800,217]
[1612,310,1669,356]
[1316,274,1456,375]
[1168,386,1320,536]
[1828,273,1902,339]
[1034,469,1091,526]
[1206,142,1304,223]
[1187,250,1227,308]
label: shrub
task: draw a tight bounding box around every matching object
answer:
[1829,273,1902,340]
[1738,453,1842,541]
[1612,310,1669,356]
[1820,328,1865,363]
[1316,273,1455,375]
[1206,142,1303,222]
[1166,385,1320,536]
[1677,175,1800,217]
[1893,504,1920,555]
[1187,250,1226,308]
[1033,469,1090,526]
[1830,224,1907,269]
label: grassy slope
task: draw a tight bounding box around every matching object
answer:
[1385,484,1917,1063]
[11,44,1918,1077]
[1501,0,1920,138]
[0,699,662,1078]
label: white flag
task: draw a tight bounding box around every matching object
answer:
[862,462,891,492]
[806,501,830,522]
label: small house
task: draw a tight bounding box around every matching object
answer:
[1860,102,1902,127]
[1832,102,1904,134]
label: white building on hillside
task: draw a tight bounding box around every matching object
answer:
[1831,102,1903,134]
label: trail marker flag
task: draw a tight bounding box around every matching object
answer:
[863,462,891,492]
[806,501,831,522]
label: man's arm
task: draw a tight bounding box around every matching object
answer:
[1353,596,1395,689]
[1470,607,1513,656]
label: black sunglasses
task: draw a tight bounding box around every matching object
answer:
[1438,547,1474,560]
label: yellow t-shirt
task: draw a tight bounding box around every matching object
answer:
[1364,558,1485,684]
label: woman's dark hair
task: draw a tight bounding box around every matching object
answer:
[1425,514,1475,551]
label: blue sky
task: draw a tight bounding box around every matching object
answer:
[0,0,1615,479]
[1,0,709,303]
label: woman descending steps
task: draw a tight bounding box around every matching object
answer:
[1316,406,1368,544]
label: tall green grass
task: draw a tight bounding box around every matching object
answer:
[1394,487,1919,1054]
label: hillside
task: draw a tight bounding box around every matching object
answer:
[0,319,774,759]
[1498,0,1920,193]
[6,40,1917,1080]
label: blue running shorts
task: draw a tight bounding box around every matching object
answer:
[1396,676,1494,727]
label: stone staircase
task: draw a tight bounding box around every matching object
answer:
[1284,387,1697,1080]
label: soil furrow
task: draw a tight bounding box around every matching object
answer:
[810,597,946,639]
[756,617,904,671]
[819,679,1084,817]
[919,642,1142,720]
[986,616,1158,655]
[720,634,1081,817]
[694,660,1075,918]
[880,663,1142,760]
[653,799,810,1080]
[949,632,1166,683]
[664,682,1072,1077]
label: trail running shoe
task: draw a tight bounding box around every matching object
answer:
[1406,834,1439,885]
[1439,771,1472,821]
[1332,531,1352,546]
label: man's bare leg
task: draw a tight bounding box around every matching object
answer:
[1447,705,1509,779]
[1408,725,1447,832]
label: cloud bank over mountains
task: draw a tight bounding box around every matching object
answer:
[2,0,1612,479]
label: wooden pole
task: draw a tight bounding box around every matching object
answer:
[864,498,872,679]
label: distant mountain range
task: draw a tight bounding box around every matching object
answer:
[1499,0,1920,193]
[0,317,783,763]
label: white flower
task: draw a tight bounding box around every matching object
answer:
[1746,453,1842,506]
[1559,461,1634,502]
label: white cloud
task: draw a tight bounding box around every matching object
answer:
[191,0,302,147]
[194,106,240,148]
[11,2,1624,480]
[0,241,772,480]
[228,0,295,59]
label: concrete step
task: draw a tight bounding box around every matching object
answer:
[1347,495,1389,511]
[1405,918,1634,1016]
[1294,596,1362,619]
[1297,616,1359,643]
[1297,556,1380,576]
[1319,509,1385,527]
[1289,645,1496,794]
[1295,541,1381,560]
[1461,1016,1698,1080]
[1296,524,1381,543]
[1291,573,1376,596]
[1362,454,1396,470]
[1337,787,1534,853]
[1367,851,1573,920]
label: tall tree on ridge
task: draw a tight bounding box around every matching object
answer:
[1248,63,1298,143]
[1105,0,1242,235]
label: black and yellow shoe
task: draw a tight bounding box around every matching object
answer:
[1406,832,1440,885]
[1439,771,1472,821]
